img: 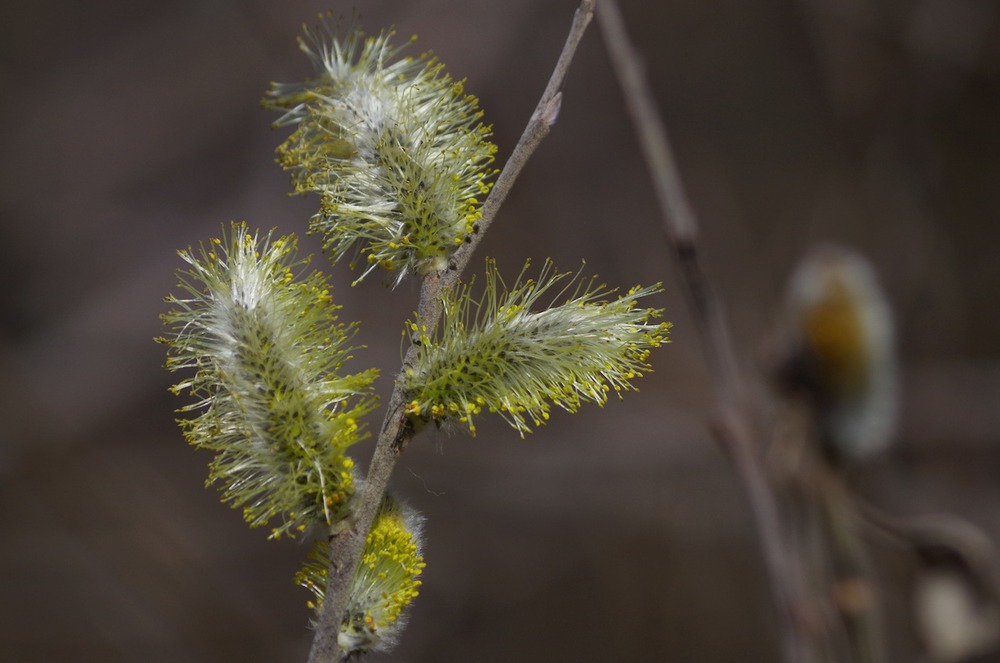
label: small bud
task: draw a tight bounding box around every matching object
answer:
[898,516,1000,662]
[296,495,426,655]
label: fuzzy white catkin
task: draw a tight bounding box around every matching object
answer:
[161,223,377,539]
[402,258,671,435]
[266,27,497,285]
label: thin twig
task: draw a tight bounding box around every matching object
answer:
[860,503,1000,599]
[448,0,595,287]
[596,1,809,661]
[808,470,887,663]
[306,2,596,661]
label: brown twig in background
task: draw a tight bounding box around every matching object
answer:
[859,503,1000,660]
[595,1,809,661]
[306,2,596,661]
[818,472,887,663]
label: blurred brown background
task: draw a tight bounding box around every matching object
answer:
[2,0,999,661]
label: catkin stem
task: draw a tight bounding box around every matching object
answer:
[306,2,596,660]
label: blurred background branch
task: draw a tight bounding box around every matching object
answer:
[597,1,809,660]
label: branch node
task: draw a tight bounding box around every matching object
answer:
[540,92,563,127]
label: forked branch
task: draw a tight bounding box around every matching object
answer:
[307,2,596,660]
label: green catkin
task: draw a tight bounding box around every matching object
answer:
[265,25,498,284]
[160,222,378,539]
[403,258,671,435]
[296,495,426,655]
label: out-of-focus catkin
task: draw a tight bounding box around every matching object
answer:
[776,244,898,462]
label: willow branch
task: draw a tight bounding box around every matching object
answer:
[306,2,596,660]
[447,0,595,289]
[596,1,809,661]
